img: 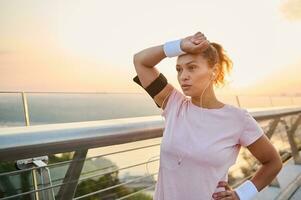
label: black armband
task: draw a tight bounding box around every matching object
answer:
[133,73,168,108]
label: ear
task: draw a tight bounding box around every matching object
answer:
[212,63,220,75]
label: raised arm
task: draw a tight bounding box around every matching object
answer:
[133,32,210,109]
[133,45,175,109]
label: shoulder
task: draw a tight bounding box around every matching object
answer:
[222,104,254,130]
[223,104,248,118]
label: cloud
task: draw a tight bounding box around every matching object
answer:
[279,0,301,21]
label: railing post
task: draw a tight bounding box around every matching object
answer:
[16,156,53,200]
[265,118,280,139]
[39,167,56,200]
[22,92,40,199]
[235,95,241,108]
[280,115,301,165]
[56,149,88,200]
[21,92,30,126]
[269,96,274,107]
[32,169,39,200]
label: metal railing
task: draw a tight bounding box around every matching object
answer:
[0,91,301,200]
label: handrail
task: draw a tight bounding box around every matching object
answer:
[0,91,300,96]
[1,105,301,161]
[0,115,163,161]
[0,104,301,199]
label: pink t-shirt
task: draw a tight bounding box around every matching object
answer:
[153,87,264,200]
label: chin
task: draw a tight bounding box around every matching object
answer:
[182,90,190,95]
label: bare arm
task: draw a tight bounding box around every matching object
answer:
[246,135,283,192]
[213,135,283,200]
[133,32,210,109]
[133,45,175,109]
[134,45,166,70]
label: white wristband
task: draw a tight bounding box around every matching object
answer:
[163,39,186,57]
[234,180,258,200]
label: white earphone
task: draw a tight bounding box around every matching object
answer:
[211,71,216,80]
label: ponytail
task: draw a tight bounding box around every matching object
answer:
[201,42,233,87]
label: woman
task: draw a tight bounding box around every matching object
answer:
[132,32,283,200]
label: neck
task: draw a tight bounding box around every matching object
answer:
[191,85,224,109]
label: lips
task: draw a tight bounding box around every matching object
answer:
[181,84,191,90]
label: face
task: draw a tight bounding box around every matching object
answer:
[176,54,215,97]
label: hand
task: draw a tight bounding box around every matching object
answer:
[212,181,240,200]
[180,32,210,54]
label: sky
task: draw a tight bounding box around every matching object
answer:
[0,0,301,95]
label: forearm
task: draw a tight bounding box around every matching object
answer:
[249,161,282,192]
[134,45,166,68]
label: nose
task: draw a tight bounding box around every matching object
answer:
[179,70,190,82]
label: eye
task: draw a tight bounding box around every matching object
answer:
[188,65,196,70]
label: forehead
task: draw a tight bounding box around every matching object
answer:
[176,54,206,67]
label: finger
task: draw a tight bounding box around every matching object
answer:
[217,181,232,191]
[190,35,206,43]
[212,191,232,200]
[191,37,207,45]
[194,40,210,51]
[194,33,205,38]
[194,37,206,43]
[193,34,206,39]
[194,31,204,37]
[219,196,232,200]
[191,39,204,45]
[196,34,206,40]
[192,40,207,50]
[216,184,231,192]
[194,34,205,39]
